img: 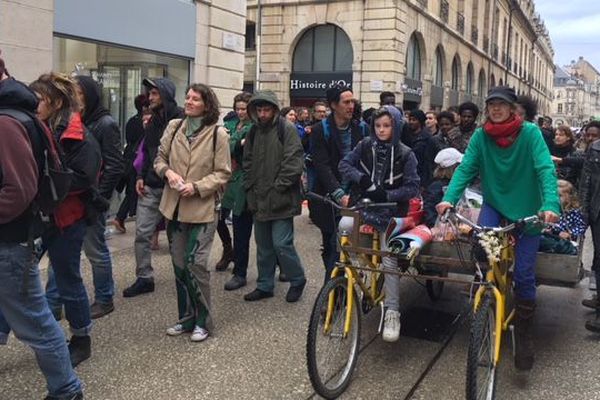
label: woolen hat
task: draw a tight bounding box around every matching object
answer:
[434,147,463,168]
[411,109,427,125]
[485,86,517,104]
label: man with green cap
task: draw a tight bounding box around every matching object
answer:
[242,90,307,302]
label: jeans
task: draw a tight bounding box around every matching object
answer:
[217,207,232,250]
[44,221,93,336]
[478,203,541,300]
[232,211,253,279]
[135,186,164,279]
[254,218,306,292]
[0,242,82,398]
[47,212,115,306]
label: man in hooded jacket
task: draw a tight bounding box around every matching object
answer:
[45,75,124,319]
[242,90,307,302]
[124,77,183,297]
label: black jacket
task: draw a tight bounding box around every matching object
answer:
[308,115,366,232]
[580,140,600,223]
[551,145,584,186]
[423,178,449,228]
[403,126,434,187]
[140,78,183,188]
[77,76,124,200]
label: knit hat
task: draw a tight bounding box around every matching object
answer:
[325,85,352,106]
[410,109,426,125]
[485,86,517,104]
[434,147,463,168]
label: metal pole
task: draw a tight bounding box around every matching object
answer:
[255,0,261,91]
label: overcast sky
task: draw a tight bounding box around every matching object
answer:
[535,0,600,70]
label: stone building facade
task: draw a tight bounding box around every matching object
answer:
[244,0,554,114]
[1,0,247,135]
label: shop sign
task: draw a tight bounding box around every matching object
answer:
[290,72,353,98]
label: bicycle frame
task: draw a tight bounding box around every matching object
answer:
[472,232,516,366]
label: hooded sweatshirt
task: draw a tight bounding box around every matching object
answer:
[339,106,420,231]
[76,75,124,200]
[139,78,183,189]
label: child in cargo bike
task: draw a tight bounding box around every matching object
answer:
[338,106,420,342]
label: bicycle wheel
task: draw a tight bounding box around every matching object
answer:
[307,276,361,399]
[466,293,497,400]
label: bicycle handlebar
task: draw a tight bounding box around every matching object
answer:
[305,191,397,211]
[442,207,541,234]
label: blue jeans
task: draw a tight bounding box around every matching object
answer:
[47,213,115,306]
[478,203,541,300]
[321,229,339,285]
[44,221,92,336]
[254,218,306,292]
[232,211,253,278]
[0,242,82,398]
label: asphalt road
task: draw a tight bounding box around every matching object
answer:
[1,209,599,400]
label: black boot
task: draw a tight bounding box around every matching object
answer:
[514,298,536,371]
[122,277,155,298]
[585,312,600,333]
[215,245,234,271]
[68,335,91,368]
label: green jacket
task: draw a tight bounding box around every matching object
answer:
[221,118,253,216]
[242,90,304,222]
[443,121,560,222]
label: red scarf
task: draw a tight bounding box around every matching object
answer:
[483,115,523,148]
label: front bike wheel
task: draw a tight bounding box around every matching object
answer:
[466,293,497,400]
[307,276,361,399]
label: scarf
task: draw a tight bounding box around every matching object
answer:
[483,115,523,148]
[185,116,203,138]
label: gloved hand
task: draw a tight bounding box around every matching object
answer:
[364,187,387,203]
[359,175,374,192]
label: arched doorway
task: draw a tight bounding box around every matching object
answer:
[290,24,353,107]
[403,32,424,111]
[430,45,445,110]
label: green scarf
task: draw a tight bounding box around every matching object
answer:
[185,116,203,138]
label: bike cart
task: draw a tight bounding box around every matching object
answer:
[305,193,585,400]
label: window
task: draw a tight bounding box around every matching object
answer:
[465,63,474,94]
[478,69,486,96]
[245,22,256,50]
[292,24,352,72]
[451,56,461,90]
[406,34,422,80]
[558,103,563,113]
[433,46,444,86]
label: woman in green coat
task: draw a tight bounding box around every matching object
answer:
[221,92,254,291]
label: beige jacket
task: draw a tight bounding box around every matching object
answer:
[155,118,231,224]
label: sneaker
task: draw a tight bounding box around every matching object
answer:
[244,289,274,302]
[582,295,599,310]
[90,301,114,319]
[123,278,155,298]
[224,275,247,291]
[44,392,83,400]
[382,310,401,342]
[68,335,91,368]
[112,218,126,233]
[190,326,209,342]
[286,279,307,303]
[585,315,600,333]
[166,323,191,336]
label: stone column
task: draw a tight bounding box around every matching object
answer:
[0,0,53,83]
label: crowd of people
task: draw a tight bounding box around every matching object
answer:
[1,49,600,399]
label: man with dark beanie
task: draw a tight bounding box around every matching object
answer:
[123,77,183,297]
[404,109,434,187]
[44,75,124,319]
[0,54,83,399]
[446,101,479,153]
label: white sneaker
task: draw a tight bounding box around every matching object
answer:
[166,323,187,336]
[382,310,401,343]
[190,326,209,342]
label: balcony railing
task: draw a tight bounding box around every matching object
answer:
[457,13,465,36]
[471,27,478,46]
[440,0,449,23]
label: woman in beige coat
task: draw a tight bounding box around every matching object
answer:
[154,83,231,342]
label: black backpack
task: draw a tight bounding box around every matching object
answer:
[0,107,73,216]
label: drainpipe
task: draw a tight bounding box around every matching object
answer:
[255,0,262,91]
[504,1,515,85]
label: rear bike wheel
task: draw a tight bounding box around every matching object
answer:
[466,293,497,400]
[307,276,362,399]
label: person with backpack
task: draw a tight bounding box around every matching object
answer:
[221,92,254,291]
[44,75,124,320]
[154,83,231,342]
[29,73,103,368]
[308,85,366,284]
[0,58,84,400]
[123,77,183,298]
[242,90,307,302]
